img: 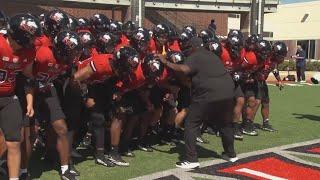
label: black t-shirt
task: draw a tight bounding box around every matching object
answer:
[185,47,234,102]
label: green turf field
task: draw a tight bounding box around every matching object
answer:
[30,85,320,180]
[294,155,320,164]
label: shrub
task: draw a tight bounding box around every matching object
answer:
[277,60,320,71]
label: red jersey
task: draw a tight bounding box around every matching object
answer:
[255,57,277,81]
[120,34,130,47]
[219,46,244,73]
[78,54,114,84]
[116,63,146,94]
[34,35,52,49]
[0,35,33,96]
[151,38,181,54]
[168,40,181,52]
[33,46,69,88]
[241,50,260,72]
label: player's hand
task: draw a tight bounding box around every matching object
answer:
[276,81,284,90]
[112,93,122,101]
[157,54,167,64]
[26,105,34,118]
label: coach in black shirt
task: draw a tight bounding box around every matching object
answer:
[159,37,237,169]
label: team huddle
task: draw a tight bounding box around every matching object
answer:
[0,9,287,180]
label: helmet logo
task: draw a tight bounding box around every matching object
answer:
[101,34,111,43]
[156,24,164,30]
[63,35,78,49]
[150,60,160,72]
[186,27,192,32]
[20,19,38,35]
[135,32,144,40]
[79,18,85,24]
[276,44,282,51]
[50,12,64,22]
[81,34,91,43]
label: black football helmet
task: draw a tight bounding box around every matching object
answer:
[53,31,82,65]
[245,34,261,51]
[9,13,42,47]
[77,17,91,31]
[179,31,193,51]
[44,10,69,38]
[228,29,243,40]
[142,54,164,80]
[38,13,45,30]
[167,26,178,42]
[0,10,9,28]
[271,41,287,63]
[226,35,243,60]
[96,32,120,54]
[122,21,136,39]
[255,40,272,62]
[206,38,222,57]
[199,29,215,44]
[78,31,95,48]
[116,46,140,73]
[68,17,78,31]
[109,21,122,35]
[153,24,169,45]
[166,51,184,64]
[90,13,109,33]
[183,25,197,37]
[78,31,95,60]
[131,29,150,53]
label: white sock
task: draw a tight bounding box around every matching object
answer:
[61,165,69,174]
[20,168,28,175]
[9,178,19,180]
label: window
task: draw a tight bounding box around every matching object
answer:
[228,13,240,18]
[301,14,309,23]
[297,40,315,59]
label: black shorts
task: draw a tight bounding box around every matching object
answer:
[0,95,23,142]
[149,85,165,108]
[258,80,269,103]
[62,81,85,130]
[35,85,66,123]
[240,80,260,99]
[87,83,113,112]
[119,90,147,116]
[234,83,244,98]
[15,73,31,127]
[177,87,191,110]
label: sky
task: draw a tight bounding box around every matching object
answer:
[281,0,319,4]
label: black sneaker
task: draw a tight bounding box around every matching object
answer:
[107,154,129,167]
[176,160,200,169]
[234,124,244,140]
[138,144,153,152]
[77,134,92,150]
[95,155,115,167]
[204,127,217,135]
[122,149,135,157]
[69,164,80,176]
[61,169,78,180]
[71,149,82,158]
[242,121,258,136]
[262,121,276,132]
[20,172,31,180]
[160,137,176,146]
[196,136,209,144]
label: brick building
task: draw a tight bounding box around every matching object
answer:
[1,0,229,36]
